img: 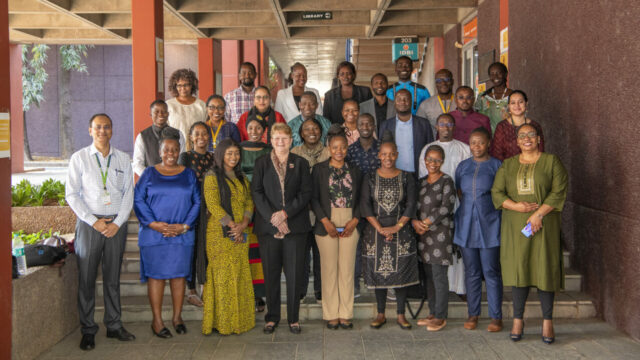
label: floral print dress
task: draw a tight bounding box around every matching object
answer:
[417,174,456,265]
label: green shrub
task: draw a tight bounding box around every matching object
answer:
[12,229,58,245]
[11,178,67,207]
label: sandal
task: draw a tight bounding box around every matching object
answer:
[255,297,266,313]
[263,322,278,334]
[187,293,204,307]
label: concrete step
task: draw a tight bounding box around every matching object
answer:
[95,290,596,323]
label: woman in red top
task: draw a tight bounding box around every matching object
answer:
[236,86,286,144]
[489,90,544,160]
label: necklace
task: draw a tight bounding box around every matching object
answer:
[491,87,508,101]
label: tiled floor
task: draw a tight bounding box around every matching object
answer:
[35,318,640,359]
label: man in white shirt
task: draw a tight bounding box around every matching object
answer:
[132,100,185,176]
[66,114,136,350]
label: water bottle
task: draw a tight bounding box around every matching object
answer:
[12,235,27,275]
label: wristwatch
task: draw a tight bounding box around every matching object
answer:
[182,224,188,233]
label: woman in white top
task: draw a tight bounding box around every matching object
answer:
[167,69,208,142]
[274,63,323,123]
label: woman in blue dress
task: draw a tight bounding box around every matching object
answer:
[454,127,503,332]
[134,136,201,338]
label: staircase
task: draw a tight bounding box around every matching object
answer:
[95,214,596,322]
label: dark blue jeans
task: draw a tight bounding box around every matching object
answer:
[460,246,503,319]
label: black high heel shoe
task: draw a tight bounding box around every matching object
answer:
[510,321,524,342]
[151,324,173,339]
[174,323,187,334]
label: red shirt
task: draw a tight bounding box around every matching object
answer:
[236,110,286,143]
[489,119,545,160]
[451,109,492,144]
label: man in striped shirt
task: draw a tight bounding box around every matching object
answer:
[66,114,135,350]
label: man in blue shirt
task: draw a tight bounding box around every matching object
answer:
[379,89,434,174]
[386,56,431,115]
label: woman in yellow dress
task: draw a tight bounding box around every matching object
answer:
[202,139,255,335]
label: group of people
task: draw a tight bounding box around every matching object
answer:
[66,56,567,352]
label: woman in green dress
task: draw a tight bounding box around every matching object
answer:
[239,114,271,312]
[475,62,513,133]
[491,123,568,345]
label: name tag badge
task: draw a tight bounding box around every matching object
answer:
[101,190,112,206]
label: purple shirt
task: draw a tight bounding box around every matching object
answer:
[450,109,492,144]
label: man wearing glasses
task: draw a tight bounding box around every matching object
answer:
[417,69,457,134]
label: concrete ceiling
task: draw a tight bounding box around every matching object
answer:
[9,0,476,93]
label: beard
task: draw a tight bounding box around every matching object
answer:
[242,78,255,87]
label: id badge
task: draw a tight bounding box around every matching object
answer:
[101,190,112,205]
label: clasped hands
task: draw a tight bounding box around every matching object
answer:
[228,218,250,244]
[376,223,401,242]
[270,210,290,234]
[149,221,188,237]
[92,218,119,238]
[321,217,358,238]
[411,218,432,236]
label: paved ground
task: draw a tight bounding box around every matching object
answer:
[35,318,640,360]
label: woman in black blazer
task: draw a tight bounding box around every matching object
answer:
[323,61,372,125]
[251,123,312,335]
[311,125,362,330]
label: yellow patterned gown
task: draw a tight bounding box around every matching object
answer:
[202,174,255,335]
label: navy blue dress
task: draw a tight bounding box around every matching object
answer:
[134,167,201,282]
[454,157,502,248]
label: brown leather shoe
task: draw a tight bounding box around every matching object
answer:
[426,319,447,331]
[487,319,503,332]
[463,316,479,330]
[417,314,435,326]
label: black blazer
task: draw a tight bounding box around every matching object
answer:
[251,152,312,236]
[378,115,434,174]
[323,85,372,125]
[310,160,362,236]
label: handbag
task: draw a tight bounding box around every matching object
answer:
[25,236,68,267]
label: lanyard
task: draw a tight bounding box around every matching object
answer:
[437,95,453,114]
[94,153,112,190]
[210,120,225,148]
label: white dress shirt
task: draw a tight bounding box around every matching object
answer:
[274,86,323,123]
[132,130,185,176]
[418,139,471,180]
[66,144,134,228]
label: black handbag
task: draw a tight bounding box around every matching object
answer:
[25,236,68,267]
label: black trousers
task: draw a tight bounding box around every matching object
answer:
[258,232,307,324]
[375,287,408,315]
[75,217,127,335]
[512,286,555,320]
[301,232,321,297]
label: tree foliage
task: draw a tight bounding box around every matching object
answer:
[22,44,50,111]
[59,44,92,73]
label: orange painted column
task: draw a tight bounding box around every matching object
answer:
[9,44,23,173]
[0,0,13,357]
[243,40,260,83]
[131,0,164,139]
[221,40,242,95]
[500,0,509,67]
[259,40,267,86]
[433,37,445,73]
[197,38,222,100]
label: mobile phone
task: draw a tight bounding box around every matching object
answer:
[521,223,533,238]
[336,227,345,233]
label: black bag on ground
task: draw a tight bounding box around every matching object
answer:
[25,236,68,267]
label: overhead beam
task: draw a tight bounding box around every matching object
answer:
[11,28,44,38]
[366,0,392,38]
[281,0,378,11]
[9,13,88,28]
[39,0,128,39]
[286,10,370,27]
[388,0,477,10]
[177,0,271,12]
[290,26,365,38]
[207,27,283,40]
[381,9,458,25]
[66,0,131,13]
[375,24,443,37]
[9,0,56,13]
[196,12,276,27]
[163,0,207,38]
[267,0,289,39]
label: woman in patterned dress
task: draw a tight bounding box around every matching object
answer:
[360,141,419,330]
[178,121,214,307]
[201,139,255,335]
[413,144,456,332]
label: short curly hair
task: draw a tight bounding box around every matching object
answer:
[168,68,199,97]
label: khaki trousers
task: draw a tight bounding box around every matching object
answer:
[315,208,359,320]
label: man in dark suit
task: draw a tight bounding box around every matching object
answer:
[378,89,434,174]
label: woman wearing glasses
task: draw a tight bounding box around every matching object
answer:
[204,95,241,151]
[491,124,568,345]
[236,86,286,144]
[167,69,208,140]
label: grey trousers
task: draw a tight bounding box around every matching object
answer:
[424,263,449,319]
[75,217,127,335]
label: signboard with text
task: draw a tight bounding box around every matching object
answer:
[301,12,332,20]
[392,37,419,62]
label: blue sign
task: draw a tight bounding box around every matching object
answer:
[392,37,419,62]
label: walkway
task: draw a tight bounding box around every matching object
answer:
[36,318,640,359]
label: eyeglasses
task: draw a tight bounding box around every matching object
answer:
[435,77,452,84]
[176,83,191,88]
[517,131,538,139]
[255,95,270,101]
[208,106,225,111]
[437,123,455,128]
[456,95,474,100]
[425,157,443,164]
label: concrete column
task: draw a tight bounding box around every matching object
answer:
[221,40,242,95]
[9,44,23,173]
[243,39,260,83]
[259,40,267,86]
[197,38,222,100]
[131,0,164,138]
[0,0,13,357]
[433,37,445,72]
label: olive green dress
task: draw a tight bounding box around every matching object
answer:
[491,153,568,292]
